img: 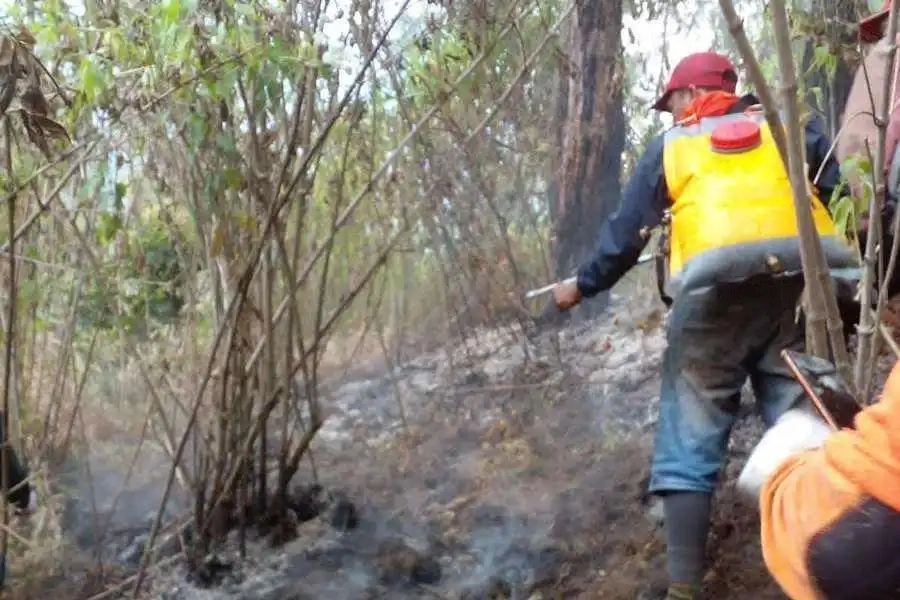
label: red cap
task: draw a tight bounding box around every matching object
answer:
[652,52,738,112]
[710,120,761,153]
[860,0,890,43]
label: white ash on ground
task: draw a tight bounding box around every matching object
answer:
[41,289,900,600]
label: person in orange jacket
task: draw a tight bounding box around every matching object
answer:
[738,356,900,600]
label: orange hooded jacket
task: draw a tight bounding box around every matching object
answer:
[760,360,900,599]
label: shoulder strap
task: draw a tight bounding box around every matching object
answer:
[654,210,673,308]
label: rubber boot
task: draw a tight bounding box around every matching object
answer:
[662,491,711,600]
[665,582,700,600]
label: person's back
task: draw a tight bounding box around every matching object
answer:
[651,95,857,600]
[662,103,852,298]
[552,51,859,600]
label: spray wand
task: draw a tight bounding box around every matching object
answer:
[523,254,656,302]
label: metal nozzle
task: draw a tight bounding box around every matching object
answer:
[524,276,577,301]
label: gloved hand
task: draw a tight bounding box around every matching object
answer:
[736,402,833,504]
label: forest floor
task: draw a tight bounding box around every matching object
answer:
[12,272,900,600]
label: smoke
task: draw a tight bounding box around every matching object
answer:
[451,510,560,599]
[53,299,672,599]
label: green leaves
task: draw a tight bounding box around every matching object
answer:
[233,3,258,19]
[829,194,855,241]
[223,167,243,190]
[96,212,123,246]
[404,27,487,106]
[211,66,240,99]
[76,55,109,105]
[161,0,184,26]
[810,43,838,82]
[18,0,575,346]
[829,152,875,245]
[82,210,187,333]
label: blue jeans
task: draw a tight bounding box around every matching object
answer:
[649,274,807,495]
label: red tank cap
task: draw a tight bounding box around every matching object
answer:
[710,119,761,153]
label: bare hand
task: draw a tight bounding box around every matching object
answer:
[552,280,582,311]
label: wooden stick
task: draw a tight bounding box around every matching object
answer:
[781,350,839,431]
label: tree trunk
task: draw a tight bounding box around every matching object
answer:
[552,0,625,320]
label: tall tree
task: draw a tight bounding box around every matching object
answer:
[551,0,626,318]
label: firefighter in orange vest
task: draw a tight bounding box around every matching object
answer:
[738,356,900,599]
[552,52,860,599]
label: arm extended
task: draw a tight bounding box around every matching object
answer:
[576,134,669,298]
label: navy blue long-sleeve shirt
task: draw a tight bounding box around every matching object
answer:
[576,95,842,298]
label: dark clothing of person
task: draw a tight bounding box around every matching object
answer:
[807,495,900,599]
[837,202,900,340]
[0,418,29,511]
[650,274,808,494]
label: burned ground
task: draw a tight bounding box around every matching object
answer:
[23,283,896,599]
[115,296,792,600]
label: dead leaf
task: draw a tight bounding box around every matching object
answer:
[26,113,70,141]
[259,129,277,148]
[11,47,29,78]
[17,111,70,158]
[0,68,15,116]
[0,36,14,68]
[21,113,51,158]
[20,85,50,117]
[15,26,35,49]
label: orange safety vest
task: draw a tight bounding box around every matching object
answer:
[660,107,858,297]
